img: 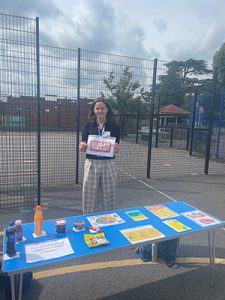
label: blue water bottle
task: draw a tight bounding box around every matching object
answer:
[6,221,16,257]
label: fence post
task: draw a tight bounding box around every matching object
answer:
[189,84,198,156]
[76,48,81,184]
[170,127,174,148]
[147,58,157,179]
[186,128,190,151]
[216,87,224,158]
[155,93,160,148]
[135,98,141,144]
[205,67,218,175]
[36,17,41,205]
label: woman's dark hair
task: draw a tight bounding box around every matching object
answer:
[89,98,114,121]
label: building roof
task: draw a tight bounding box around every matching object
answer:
[159,104,189,115]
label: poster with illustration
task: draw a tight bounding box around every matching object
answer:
[163,219,191,232]
[182,210,221,227]
[145,205,179,219]
[182,210,207,220]
[87,213,125,227]
[120,225,165,244]
[125,210,148,221]
[86,135,116,157]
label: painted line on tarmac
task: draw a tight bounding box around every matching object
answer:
[33,257,225,280]
[117,168,177,202]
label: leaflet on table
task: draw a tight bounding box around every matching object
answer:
[125,210,148,221]
[120,225,165,244]
[145,205,179,219]
[25,237,74,263]
[182,210,221,227]
[87,213,125,227]
[84,232,109,248]
[86,135,116,157]
[163,219,191,232]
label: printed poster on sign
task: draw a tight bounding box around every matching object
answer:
[86,135,116,157]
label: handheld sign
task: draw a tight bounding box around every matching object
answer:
[86,135,116,157]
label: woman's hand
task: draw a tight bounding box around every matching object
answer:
[79,141,87,152]
[114,143,120,154]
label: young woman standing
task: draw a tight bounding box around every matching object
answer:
[79,99,120,214]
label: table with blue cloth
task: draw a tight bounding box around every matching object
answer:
[2,201,224,300]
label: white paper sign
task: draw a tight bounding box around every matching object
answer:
[86,135,116,157]
[25,238,74,263]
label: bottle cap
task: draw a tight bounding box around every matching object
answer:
[15,220,22,225]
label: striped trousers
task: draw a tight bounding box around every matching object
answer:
[82,159,118,214]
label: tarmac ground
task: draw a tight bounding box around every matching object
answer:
[1,174,225,300]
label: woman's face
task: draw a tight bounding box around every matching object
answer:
[93,101,108,121]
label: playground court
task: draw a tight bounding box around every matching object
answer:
[1,173,225,300]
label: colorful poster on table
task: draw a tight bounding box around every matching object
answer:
[145,205,179,219]
[86,135,116,157]
[163,219,191,232]
[125,210,148,221]
[182,210,207,220]
[120,225,165,244]
[182,210,221,227]
[87,213,125,227]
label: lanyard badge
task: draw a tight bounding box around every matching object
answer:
[97,123,105,136]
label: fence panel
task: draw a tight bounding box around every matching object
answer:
[39,45,78,187]
[0,14,37,208]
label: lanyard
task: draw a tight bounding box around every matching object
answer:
[97,123,105,136]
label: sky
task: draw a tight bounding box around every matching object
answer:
[1,0,225,67]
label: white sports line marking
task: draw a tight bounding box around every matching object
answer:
[118,168,177,202]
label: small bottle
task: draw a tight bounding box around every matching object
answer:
[15,220,23,242]
[34,205,43,236]
[6,221,16,257]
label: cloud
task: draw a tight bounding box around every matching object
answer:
[0,0,157,59]
[166,18,225,64]
[0,0,62,18]
[153,19,168,33]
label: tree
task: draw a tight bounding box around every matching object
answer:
[158,59,212,106]
[166,59,211,79]
[213,42,225,86]
[158,70,185,106]
[100,66,141,114]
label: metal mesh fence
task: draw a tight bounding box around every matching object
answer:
[39,45,78,187]
[1,13,225,208]
[78,49,156,182]
[0,14,37,208]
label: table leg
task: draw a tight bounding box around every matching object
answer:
[18,273,23,300]
[151,243,158,262]
[208,230,215,288]
[10,273,23,300]
[10,274,16,300]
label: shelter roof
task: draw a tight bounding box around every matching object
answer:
[158,104,189,115]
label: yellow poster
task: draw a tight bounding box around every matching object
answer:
[145,205,179,219]
[120,225,165,244]
[125,210,148,221]
[163,219,191,232]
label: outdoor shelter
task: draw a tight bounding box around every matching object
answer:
[156,104,189,128]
